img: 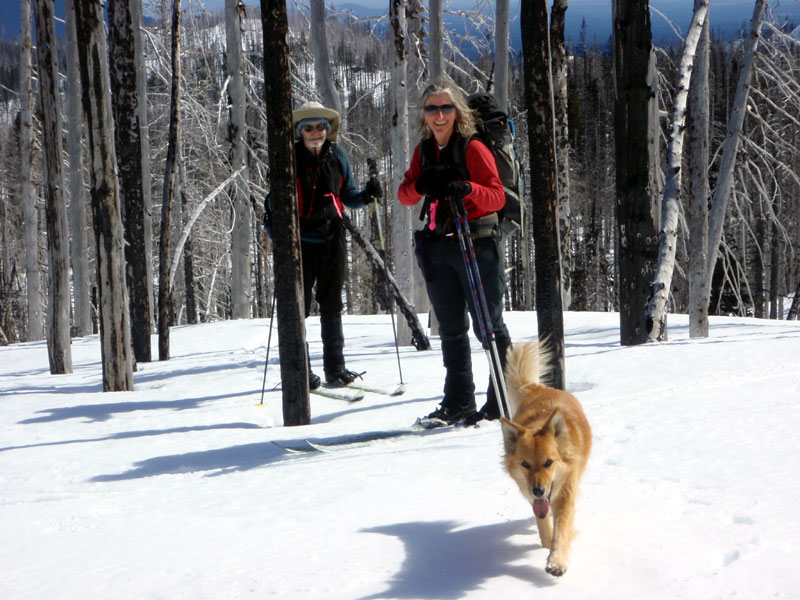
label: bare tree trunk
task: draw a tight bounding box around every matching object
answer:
[405,0,432,327]
[260,0,310,426]
[704,0,767,309]
[522,0,565,389]
[646,0,709,342]
[33,0,72,373]
[754,211,766,318]
[768,215,780,319]
[20,0,43,342]
[108,0,153,362]
[133,0,154,332]
[687,1,711,338]
[494,0,510,111]
[64,0,92,338]
[551,0,572,311]
[428,0,443,81]
[787,280,800,320]
[73,0,134,391]
[309,0,342,117]
[181,175,197,325]
[406,0,425,94]
[158,0,181,361]
[227,0,252,320]
[390,0,416,348]
[612,0,660,346]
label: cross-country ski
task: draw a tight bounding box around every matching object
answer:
[313,386,364,402]
[336,380,405,396]
[272,423,463,454]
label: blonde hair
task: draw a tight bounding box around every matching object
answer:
[418,80,476,140]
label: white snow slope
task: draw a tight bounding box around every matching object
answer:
[2,311,799,599]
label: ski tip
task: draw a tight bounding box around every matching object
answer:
[272,440,314,454]
[350,390,365,401]
[391,384,406,396]
[304,440,332,453]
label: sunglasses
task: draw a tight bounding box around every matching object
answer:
[423,103,456,116]
[301,123,328,133]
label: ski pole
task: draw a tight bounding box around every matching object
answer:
[450,194,510,419]
[258,213,277,407]
[258,286,277,406]
[368,158,404,388]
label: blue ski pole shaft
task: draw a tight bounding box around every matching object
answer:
[452,207,510,420]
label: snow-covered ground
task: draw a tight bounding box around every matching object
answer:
[2,311,799,599]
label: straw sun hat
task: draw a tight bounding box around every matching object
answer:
[292,101,341,142]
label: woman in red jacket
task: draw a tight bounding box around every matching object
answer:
[398,81,512,425]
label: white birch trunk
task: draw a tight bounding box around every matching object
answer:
[65,0,92,338]
[406,0,425,95]
[390,0,414,346]
[687,1,710,338]
[226,0,252,319]
[551,0,571,310]
[646,0,709,342]
[33,0,73,373]
[169,167,245,290]
[704,0,766,300]
[20,0,43,341]
[494,0,510,111]
[309,0,342,117]
[405,0,431,322]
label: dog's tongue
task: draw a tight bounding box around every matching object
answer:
[533,498,549,519]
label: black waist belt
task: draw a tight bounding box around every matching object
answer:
[445,213,500,239]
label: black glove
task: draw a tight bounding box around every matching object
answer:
[446,181,471,216]
[433,198,453,232]
[414,172,446,199]
[363,177,383,201]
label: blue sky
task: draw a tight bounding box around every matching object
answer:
[2,1,797,44]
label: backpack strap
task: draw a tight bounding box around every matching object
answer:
[417,135,471,224]
[418,134,472,182]
[447,133,473,182]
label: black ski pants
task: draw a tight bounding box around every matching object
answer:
[301,229,348,374]
[414,231,512,413]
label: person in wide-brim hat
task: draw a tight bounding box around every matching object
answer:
[292,101,341,142]
[272,98,382,390]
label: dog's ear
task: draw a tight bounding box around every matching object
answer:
[544,408,566,439]
[500,418,524,454]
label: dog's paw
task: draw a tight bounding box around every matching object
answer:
[545,559,567,577]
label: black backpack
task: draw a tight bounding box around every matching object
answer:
[466,92,524,234]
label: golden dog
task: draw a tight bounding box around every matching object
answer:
[500,341,592,577]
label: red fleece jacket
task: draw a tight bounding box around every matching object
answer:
[398,137,505,222]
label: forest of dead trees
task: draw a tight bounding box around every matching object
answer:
[0,0,798,359]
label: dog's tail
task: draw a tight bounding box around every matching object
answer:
[504,340,553,418]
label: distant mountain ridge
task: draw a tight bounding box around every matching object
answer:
[2,0,798,45]
[330,1,800,48]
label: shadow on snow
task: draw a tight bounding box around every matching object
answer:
[358,518,556,599]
